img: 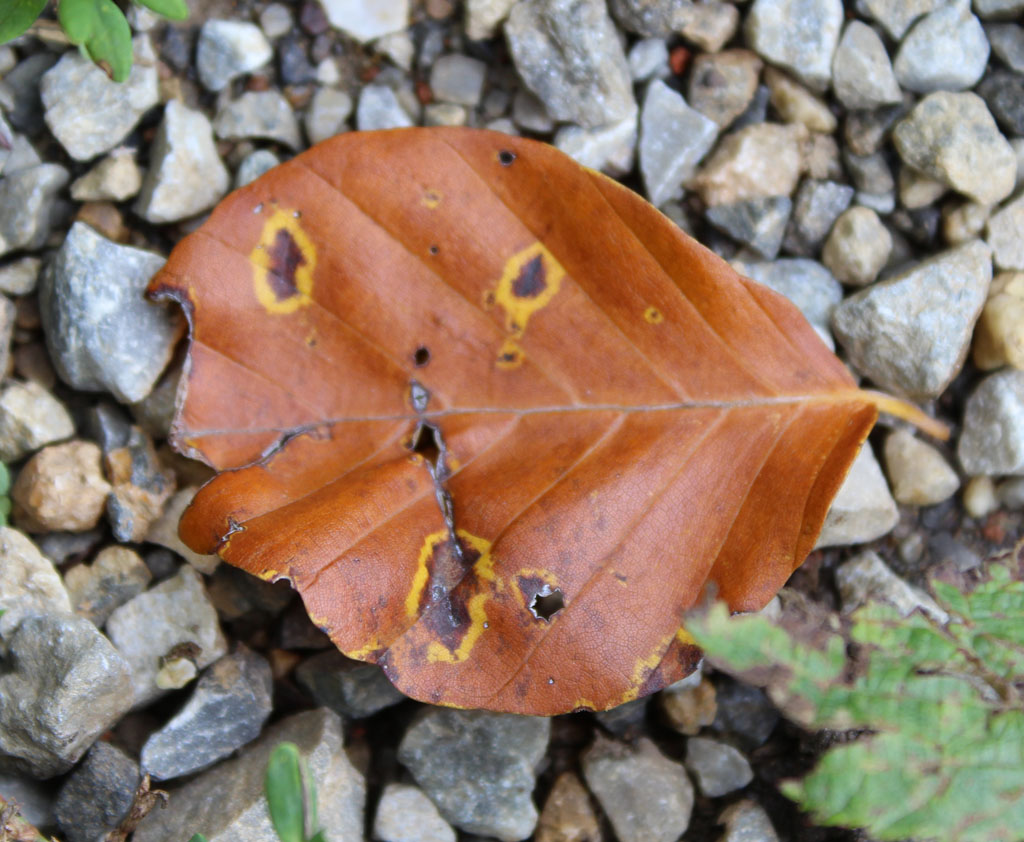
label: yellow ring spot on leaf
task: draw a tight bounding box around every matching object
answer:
[675,626,696,647]
[492,242,565,336]
[251,207,316,315]
[621,628,677,703]
[422,188,442,209]
[496,337,524,370]
[427,530,495,664]
[408,529,451,620]
[644,306,664,324]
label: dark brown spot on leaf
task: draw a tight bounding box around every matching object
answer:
[511,255,546,298]
[267,228,306,301]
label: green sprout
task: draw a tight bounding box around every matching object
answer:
[0,0,188,82]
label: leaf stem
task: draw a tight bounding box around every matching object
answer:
[861,390,950,441]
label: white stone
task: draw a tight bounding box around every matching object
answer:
[883,429,959,506]
[321,0,410,42]
[0,381,74,462]
[374,784,456,842]
[816,444,899,547]
[554,112,638,178]
[986,193,1024,271]
[356,84,414,131]
[196,20,273,93]
[70,148,142,202]
[836,550,948,621]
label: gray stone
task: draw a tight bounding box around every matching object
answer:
[629,38,670,82]
[554,114,637,177]
[977,71,1024,137]
[134,709,364,842]
[295,650,405,718]
[832,21,902,110]
[816,444,899,547]
[0,53,56,136]
[685,737,753,797]
[712,681,778,749]
[894,0,989,93]
[998,476,1024,509]
[694,123,805,207]
[0,381,74,462]
[106,565,228,708]
[958,369,1024,475]
[844,151,895,196]
[506,0,636,129]
[2,134,43,176]
[987,194,1024,272]
[466,0,518,39]
[707,197,791,260]
[857,0,944,40]
[398,708,550,841]
[687,50,762,130]
[374,783,457,842]
[595,697,650,739]
[259,3,294,38]
[39,223,180,404]
[974,0,1024,18]
[214,91,302,150]
[321,0,409,42]
[782,179,855,256]
[608,0,696,36]
[356,84,414,130]
[235,150,280,190]
[142,647,273,780]
[196,20,273,92]
[0,256,40,295]
[0,163,69,257]
[430,54,487,107]
[744,0,843,91]
[831,240,992,399]
[305,87,352,145]
[424,103,468,126]
[582,735,694,842]
[844,98,911,157]
[0,612,133,778]
[512,90,555,132]
[822,206,892,286]
[718,800,779,842]
[836,550,948,621]
[893,93,1016,207]
[40,36,158,161]
[70,148,143,202]
[883,429,959,506]
[987,23,1024,73]
[0,527,71,628]
[135,100,230,223]
[64,546,152,627]
[54,742,139,842]
[640,80,718,207]
[735,258,841,350]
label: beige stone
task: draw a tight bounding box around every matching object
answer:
[883,429,960,506]
[660,677,717,735]
[537,772,601,842]
[694,122,806,206]
[765,67,837,133]
[973,271,1024,370]
[12,441,111,532]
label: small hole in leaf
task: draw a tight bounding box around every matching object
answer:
[410,423,440,467]
[414,346,430,366]
[293,210,301,218]
[429,245,439,255]
[498,149,516,166]
[530,587,564,621]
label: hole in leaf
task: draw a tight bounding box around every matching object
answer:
[530,586,564,621]
[410,422,441,468]
[414,346,431,366]
[429,245,439,255]
[498,149,516,166]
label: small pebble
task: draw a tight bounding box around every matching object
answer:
[196,20,273,92]
[695,122,806,207]
[259,3,294,39]
[296,650,407,718]
[54,742,139,842]
[986,23,1024,73]
[782,178,854,256]
[356,84,414,130]
[0,257,41,296]
[680,2,739,52]
[997,477,1024,509]
[893,0,989,93]
[12,441,111,533]
[831,20,902,110]
[718,800,779,842]
[899,165,948,210]
[943,201,991,246]
[836,550,948,620]
[883,429,960,506]
[973,272,1024,371]
[893,91,1016,207]
[744,0,843,91]
[0,525,71,623]
[764,67,836,133]
[424,102,468,126]
[320,0,409,42]
[465,0,518,40]
[628,38,669,82]
[512,90,555,132]
[554,115,637,177]
[977,70,1024,137]
[214,90,303,150]
[707,196,791,260]
[817,444,899,547]
[822,206,892,285]
[235,149,280,189]
[430,54,487,107]
[687,49,763,130]
[374,783,456,842]
[986,193,1024,272]
[685,737,753,797]
[535,771,600,842]
[70,149,143,203]
[64,545,152,627]
[0,380,74,462]
[963,475,999,518]
[660,677,718,736]
[958,369,1024,476]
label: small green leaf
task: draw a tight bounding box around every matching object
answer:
[308,833,327,842]
[57,0,133,82]
[0,0,48,44]
[0,463,10,496]
[135,0,188,21]
[187,835,209,842]
[266,742,307,842]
